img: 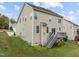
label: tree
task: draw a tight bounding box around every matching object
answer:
[10,18,16,24]
[0,14,16,29]
[0,16,5,29]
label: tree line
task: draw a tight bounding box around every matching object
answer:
[0,14,16,29]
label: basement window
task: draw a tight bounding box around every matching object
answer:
[36,26,39,33]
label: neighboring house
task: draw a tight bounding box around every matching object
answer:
[9,22,16,32]
[11,23,16,33]
[6,23,16,36]
[16,3,64,46]
[16,3,79,46]
[63,19,79,40]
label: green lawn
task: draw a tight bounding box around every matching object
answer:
[0,32,79,57]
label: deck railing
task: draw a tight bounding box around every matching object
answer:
[45,32,66,48]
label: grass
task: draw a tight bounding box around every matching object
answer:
[0,32,79,56]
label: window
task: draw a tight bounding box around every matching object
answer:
[52,28,55,34]
[49,19,51,22]
[30,13,33,20]
[58,19,61,23]
[59,27,61,31]
[34,13,37,20]
[36,26,39,33]
[47,27,49,33]
[25,17,27,21]
[49,17,52,22]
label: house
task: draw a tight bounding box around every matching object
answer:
[62,19,79,40]
[6,23,16,36]
[16,3,79,47]
[11,23,16,33]
[16,3,65,46]
[9,23,16,32]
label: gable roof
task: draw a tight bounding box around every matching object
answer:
[16,3,79,27]
[17,3,25,23]
[17,3,63,23]
[64,19,79,27]
[26,3,63,18]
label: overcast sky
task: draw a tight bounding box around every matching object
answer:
[0,2,79,25]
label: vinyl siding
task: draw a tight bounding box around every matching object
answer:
[33,10,63,44]
[16,4,33,44]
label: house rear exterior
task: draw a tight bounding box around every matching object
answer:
[16,3,79,46]
[16,3,64,46]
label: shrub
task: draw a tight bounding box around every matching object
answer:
[14,32,16,36]
[63,36,68,42]
[10,27,13,31]
[53,38,65,47]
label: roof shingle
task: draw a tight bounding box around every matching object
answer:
[26,3,63,18]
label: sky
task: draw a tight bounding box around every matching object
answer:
[0,2,24,20]
[0,2,79,25]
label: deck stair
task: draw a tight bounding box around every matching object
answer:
[45,32,66,48]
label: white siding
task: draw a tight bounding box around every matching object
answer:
[63,20,79,40]
[16,4,33,44]
[16,3,79,45]
[33,10,63,44]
